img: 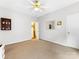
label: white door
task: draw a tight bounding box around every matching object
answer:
[67,14,79,48]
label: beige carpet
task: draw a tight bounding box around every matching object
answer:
[5,39,79,59]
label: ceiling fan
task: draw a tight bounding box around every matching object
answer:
[27,0,47,12]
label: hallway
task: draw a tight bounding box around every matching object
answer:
[5,39,79,59]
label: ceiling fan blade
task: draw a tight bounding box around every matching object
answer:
[36,7,47,12]
[27,0,34,5]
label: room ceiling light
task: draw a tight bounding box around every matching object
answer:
[27,0,46,12]
[32,0,41,11]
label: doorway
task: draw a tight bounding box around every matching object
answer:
[32,21,39,40]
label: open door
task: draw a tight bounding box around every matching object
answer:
[32,21,39,40]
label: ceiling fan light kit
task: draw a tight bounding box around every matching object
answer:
[32,0,41,11]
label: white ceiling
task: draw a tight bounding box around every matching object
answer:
[0,0,78,17]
